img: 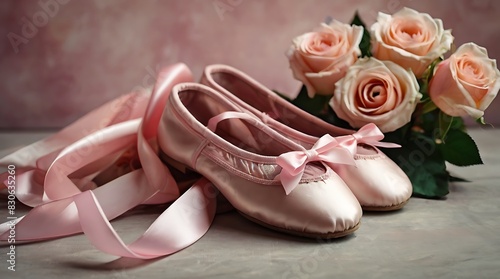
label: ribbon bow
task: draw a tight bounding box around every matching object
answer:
[337,123,400,155]
[276,134,356,195]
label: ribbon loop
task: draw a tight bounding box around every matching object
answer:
[338,123,400,155]
[276,134,355,195]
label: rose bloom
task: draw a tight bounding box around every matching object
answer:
[330,57,422,133]
[287,21,364,97]
[371,7,453,78]
[429,43,500,119]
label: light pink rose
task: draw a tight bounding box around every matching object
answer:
[371,7,453,78]
[330,57,421,133]
[429,43,500,119]
[287,21,364,97]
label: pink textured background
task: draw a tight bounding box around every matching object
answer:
[1,0,500,129]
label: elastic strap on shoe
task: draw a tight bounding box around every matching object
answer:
[207,111,259,132]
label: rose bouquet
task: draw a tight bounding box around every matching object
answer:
[283,7,500,198]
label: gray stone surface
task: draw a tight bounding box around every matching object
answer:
[1,129,499,279]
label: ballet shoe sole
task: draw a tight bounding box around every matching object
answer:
[361,198,410,212]
[238,210,360,239]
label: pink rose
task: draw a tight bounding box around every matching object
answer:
[330,57,421,133]
[429,43,500,119]
[371,7,453,78]
[287,21,364,97]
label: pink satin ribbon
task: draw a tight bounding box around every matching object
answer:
[336,123,401,155]
[0,63,217,259]
[276,134,356,195]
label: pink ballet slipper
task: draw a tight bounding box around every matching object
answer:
[201,64,412,211]
[157,82,362,239]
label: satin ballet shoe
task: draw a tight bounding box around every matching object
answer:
[158,151,235,214]
[201,64,412,211]
[157,82,362,238]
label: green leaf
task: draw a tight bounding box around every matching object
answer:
[438,111,454,142]
[290,85,331,117]
[382,133,449,198]
[438,129,483,166]
[420,108,442,138]
[382,122,411,145]
[418,57,442,99]
[319,106,354,130]
[418,79,429,99]
[450,116,466,130]
[476,116,493,127]
[475,116,494,128]
[350,11,371,57]
[421,100,437,114]
[273,90,291,101]
[448,173,470,182]
[421,58,442,83]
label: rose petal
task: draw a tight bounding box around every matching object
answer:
[287,21,363,97]
[370,7,453,77]
[331,57,421,132]
[428,43,500,118]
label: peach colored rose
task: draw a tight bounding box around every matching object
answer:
[330,57,421,132]
[428,43,500,119]
[371,7,453,78]
[287,21,363,97]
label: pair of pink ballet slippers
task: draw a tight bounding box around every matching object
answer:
[0,63,411,259]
